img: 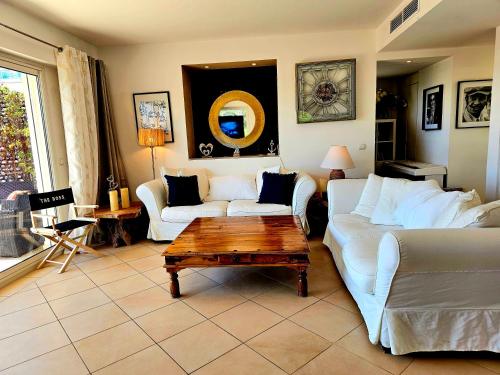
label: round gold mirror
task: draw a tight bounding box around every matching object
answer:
[208,90,265,149]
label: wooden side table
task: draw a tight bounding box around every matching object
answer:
[90,201,147,247]
[306,192,329,236]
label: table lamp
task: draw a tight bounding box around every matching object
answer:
[138,128,165,179]
[320,145,355,180]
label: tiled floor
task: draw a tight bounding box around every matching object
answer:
[0,238,498,374]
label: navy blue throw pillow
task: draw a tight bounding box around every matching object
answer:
[164,175,202,207]
[258,172,297,206]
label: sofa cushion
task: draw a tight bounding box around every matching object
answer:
[227,200,291,216]
[161,201,228,223]
[258,172,297,206]
[159,167,209,201]
[448,200,500,228]
[342,238,379,294]
[256,165,280,195]
[163,175,202,207]
[206,175,258,201]
[351,173,383,218]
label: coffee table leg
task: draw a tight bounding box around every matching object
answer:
[297,268,308,297]
[168,270,180,298]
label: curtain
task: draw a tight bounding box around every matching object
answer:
[56,46,98,213]
[88,57,128,205]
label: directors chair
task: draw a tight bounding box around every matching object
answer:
[29,188,103,274]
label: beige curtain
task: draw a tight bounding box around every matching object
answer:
[56,46,98,212]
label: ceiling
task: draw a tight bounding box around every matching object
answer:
[4,0,401,46]
[377,57,448,78]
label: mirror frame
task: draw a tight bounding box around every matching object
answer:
[208,90,265,149]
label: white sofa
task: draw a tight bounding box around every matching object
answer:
[323,178,500,355]
[136,167,316,241]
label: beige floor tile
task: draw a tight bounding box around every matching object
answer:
[295,345,389,375]
[0,277,38,297]
[25,265,58,278]
[36,265,85,287]
[0,344,88,375]
[100,274,154,300]
[127,255,163,272]
[60,302,129,341]
[473,359,500,374]
[145,241,170,253]
[115,286,176,318]
[224,271,279,298]
[323,287,360,314]
[161,272,218,298]
[337,325,412,374]
[135,301,205,342]
[86,263,138,285]
[402,358,496,375]
[193,345,286,375]
[251,285,318,317]
[198,267,243,284]
[184,285,246,318]
[0,303,56,339]
[53,251,99,264]
[49,287,111,319]
[76,255,123,274]
[247,320,331,373]
[258,267,298,288]
[143,266,169,284]
[160,320,240,373]
[74,321,153,372]
[94,345,184,375]
[111,245,157,262]
[0,322,70,371]
[211,301,283,341]
[289,300,362,342]
[306,267,343,298]
[0,288,45,316]
[40,275,95,301]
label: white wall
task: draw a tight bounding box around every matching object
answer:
[99,30,377,197]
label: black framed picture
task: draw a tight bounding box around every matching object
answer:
[296,59,356,123]
[422,84,443,131]
[133,91,174,142]
[456,79,492,129]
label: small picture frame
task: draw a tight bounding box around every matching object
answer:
[422,84,443,131]
[133,91,174,142]
[456,79,492,129]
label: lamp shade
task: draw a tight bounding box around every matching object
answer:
[138,128,165,147]
[320,145,355,170]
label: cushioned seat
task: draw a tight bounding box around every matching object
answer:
[227,200,291,217]
[341,238,379,294]
[161,201,228,223]
[45,219,93,232]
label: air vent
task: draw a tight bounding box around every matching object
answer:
[390,0,419,33]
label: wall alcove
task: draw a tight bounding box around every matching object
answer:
[182,60,279,159]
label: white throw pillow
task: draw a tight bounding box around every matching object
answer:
[434,189,481,227]
[370,178,439,225]
[256,165,280,195]
[206,175,258,201]
[448,200,500,228]
[351,173,383,218]
[159,167,209,201]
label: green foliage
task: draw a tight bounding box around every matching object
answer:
[0,84,35,181]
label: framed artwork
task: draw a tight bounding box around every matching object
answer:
[422,84,443,131]
[296,59,356,123]
[133,91,174,142]
[456,79,492,129]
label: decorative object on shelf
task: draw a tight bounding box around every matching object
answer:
[138,128,165,179]
[208,90,265,152]
[422,84,443,131]
[107,175,119,211]
[267,139,277,155]
[133,91,174,142]
[120,187,130,209]
[456,79,492,129]
[376,89,407,119]
[199,143,213,158]
[296,59,356,123]
[320,145,355,180]
[233,146,240,158]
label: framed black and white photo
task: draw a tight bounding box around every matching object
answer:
[296,59,356,123]
[456,80,492,129]
[133,91,174,142]
[422,84,443,131]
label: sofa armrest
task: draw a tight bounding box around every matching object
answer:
[292,173,316,234]
[136,178,166,222]
[327,179,366,219]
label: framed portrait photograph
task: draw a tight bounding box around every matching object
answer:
[133,91,174,142]
[456,80,492,129]
[296,59,356,123]
[422,84,443,131]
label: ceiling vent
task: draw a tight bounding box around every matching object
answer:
[390,0,419,33]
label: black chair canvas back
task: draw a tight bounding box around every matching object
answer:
[29,188,75,211]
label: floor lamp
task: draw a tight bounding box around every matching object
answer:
[138,128,165,179]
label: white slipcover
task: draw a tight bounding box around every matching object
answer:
[161,201,228,223]
[227,200,291,216]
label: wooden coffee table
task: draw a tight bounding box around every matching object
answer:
[162,216,310,297]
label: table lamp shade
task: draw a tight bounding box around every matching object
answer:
[138,128,165,147]
[320,145,355,170]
